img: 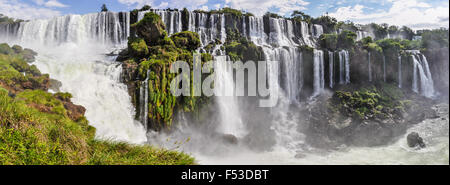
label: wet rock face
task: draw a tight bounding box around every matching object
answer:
[407,132,426,148]
[49,79,62,92]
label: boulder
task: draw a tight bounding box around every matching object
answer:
[222,134,238,145]
[132,12,167,46]
[407,132,426,148]
[49,79,62,92]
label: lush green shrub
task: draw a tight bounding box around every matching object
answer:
[170,31,201,51]
[333,84,405,119]
[337,30,357,49]
[128,37,149,58]
[319,34,338,50]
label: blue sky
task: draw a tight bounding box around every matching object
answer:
[1,0,449,29]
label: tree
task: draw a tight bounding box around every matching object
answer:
[140,5,151,11]
[101,4,108,12]
[400,26,414,40]
[291,10,311,23]
[388,25,399,36]
[312,16,337,34]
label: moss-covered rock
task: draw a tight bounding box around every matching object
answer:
[0,44,49,93]
[128,37,149,58]
[132,12,167,46]
[170,31,201,51]
[332,83,405,120]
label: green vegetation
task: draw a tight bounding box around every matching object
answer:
[0,44,47,92]
[264,12,283,19]
[210,7,253,17]
[0,14,23,24]
[224,37,264,62]
[291,11,312,23]
[319,30,356,50]
[128,37,149,58]
[332,83,405,119]
[101,4,108,12]
[132,12,168,46]
[421,28,449,50]
[0,43,195,165]
[311,15,338,34]
[0,87,194,165]
[170,31,201,51]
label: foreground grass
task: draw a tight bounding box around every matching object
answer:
[0,87,194,165]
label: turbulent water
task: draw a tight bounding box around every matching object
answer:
[1,9,448,164]
[0,12,147,144]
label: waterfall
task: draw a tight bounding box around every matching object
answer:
[313,24,323,38]
[313,49,325,96]
[214,56,246,137]
[398,55,402,88]
[412,57,419,93]
[139,70,150,130]
[0,22,20,42]
[411,53,435,98]
[1,12,147,144]
[12,12,130,46]
[339,50,350,84]
[356,31,374,41]
[329,51,334,88]
[383,55,387,82]
[368,52,372,82]
[276,48,303,103]
[345,50,350,84]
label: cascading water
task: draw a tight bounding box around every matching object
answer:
[313,49,325,96]
[139,70,150,130]
[0,12,146,144]
[398,55,402,88]
[313,24,323,38]
[383,55,387,82]
[339,50,350,84]
[368,52,372,82]
[329,51,334,88]
[411,52,435,98]
[16,12,129,45]
[214,56,246,137]
[356,30,374,41]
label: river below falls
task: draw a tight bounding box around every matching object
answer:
[192,104,449,165]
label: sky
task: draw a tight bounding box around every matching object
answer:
[0,0,449,30]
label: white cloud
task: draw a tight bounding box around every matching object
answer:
[224,0,309,16]
[33,0,68,8]
[44,0,68,8]
[328,0,449,29]
[0,0,61,20]
[117,0,155,7]
[199,5,208,11]
[117,0,208,10]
